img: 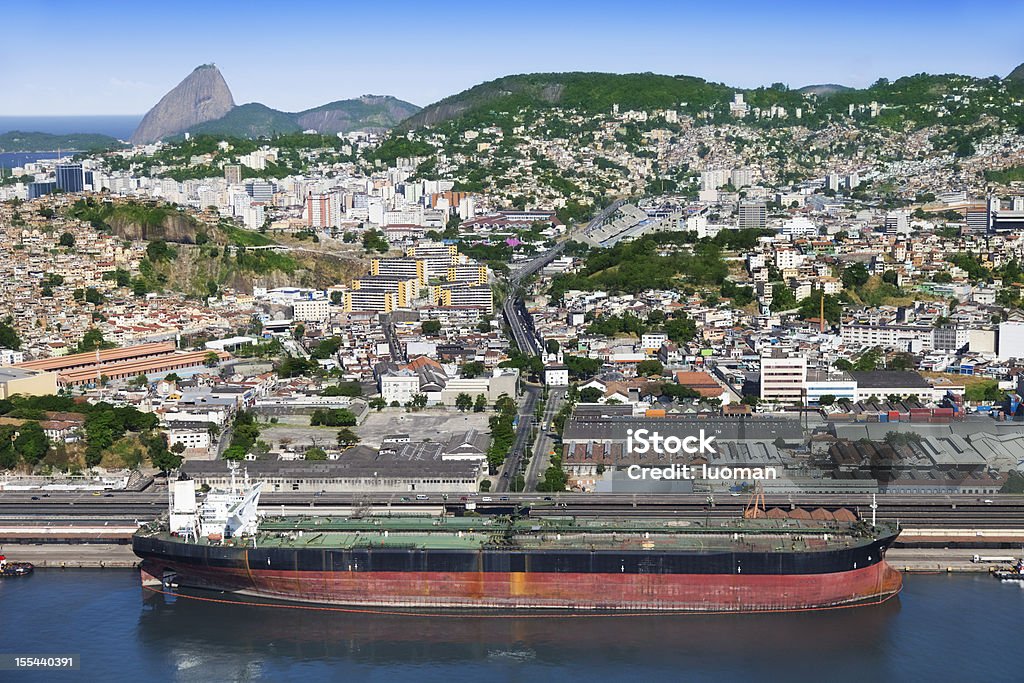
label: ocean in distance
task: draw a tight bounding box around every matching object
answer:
[0,151,80,169]
[0,115,141,140]
[0,569,1021,682]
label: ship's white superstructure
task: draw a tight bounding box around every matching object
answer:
[168,463,262,541]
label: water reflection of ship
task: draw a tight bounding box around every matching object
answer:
[139,586,900,664]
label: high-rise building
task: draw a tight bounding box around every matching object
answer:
[224,164,242,185]
[965,204,991,234]
[55,164,84,193]
[28,181,57,200]
[759,347,807,403]
[884,212,909,235]
[731,167,753,189]
[245,180,275,202]
[737,200,767,230]
[700,169,730,191]
[306,193,332,228]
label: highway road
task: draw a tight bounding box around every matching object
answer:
[525,388,566,490]
[502,243,566,356]
[5,489,1024,528]
[495,387,539,492]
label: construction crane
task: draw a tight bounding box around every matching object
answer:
[743,481,766,519]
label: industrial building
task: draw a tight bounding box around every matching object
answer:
[182,437,483,493]
[0,367,59,399]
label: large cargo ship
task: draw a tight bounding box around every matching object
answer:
[133,478,902,612]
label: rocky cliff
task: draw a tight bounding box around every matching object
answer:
[131,65,236,144]
[107,210,200,243]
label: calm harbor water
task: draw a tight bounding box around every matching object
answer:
[0,115,141,140]
[0,569,1021,682]
[0,150,79,168]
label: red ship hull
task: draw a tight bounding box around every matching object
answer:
[142,560,902,612]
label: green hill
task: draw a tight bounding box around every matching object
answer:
[294,95,420,133]
[185,96,421,139]
[188,103,303,138]
[796,83,854,97]
[398,72,733,129]
[1007,63,1024,82]
[397,70,1022,133]
[0,130,122,153]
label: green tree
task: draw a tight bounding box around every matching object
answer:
[361,229,389,253]
[203,351,220,367]
[473,394,488,412]
[545,339,560,355]
[59,232,76,248]
[223,445,247,461]
[770,285,797,312]
[461,361,485,378]
[854,347,883,372]
[455,393,473,411]
[76,328,114,353]
[0,318,22,350]
[0,425,18,469]
[310,408,357,427]
[422,320,441,336]
[369,397,387,411]
[84,287,104,305]
[147,432,182,473]
[336,428,359,447]
[798,291,842,325]
[580,387,605,402]
[305,447,328,460]
[636,359,664,377]
[841,262,870,289]
[14,422,48,465]
[479,479,492,492]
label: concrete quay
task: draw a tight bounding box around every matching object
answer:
[0,543,139,568]
[0,543,1016,573]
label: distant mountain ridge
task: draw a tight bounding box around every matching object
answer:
[398,72,732,129]
[132,65,420,143]
[0,130,122,153]
[396,68,1024,130]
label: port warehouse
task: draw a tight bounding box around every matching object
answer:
[561,405,1020,495]
[12,343,229,388]
[182,439,485,493]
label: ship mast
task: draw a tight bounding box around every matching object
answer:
[870,494,878,527]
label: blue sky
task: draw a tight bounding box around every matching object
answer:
[4,0,1024,115]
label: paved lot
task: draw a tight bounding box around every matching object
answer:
[258,409,491,449]
[359,409,491,448]
[260,425,341,449]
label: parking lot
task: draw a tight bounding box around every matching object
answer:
[257,408,491,450]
